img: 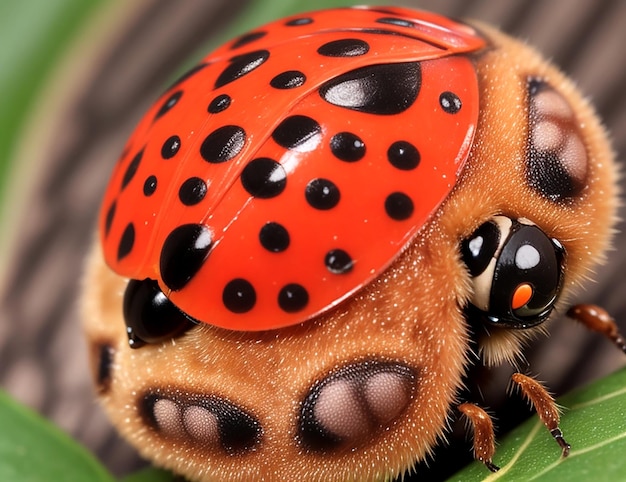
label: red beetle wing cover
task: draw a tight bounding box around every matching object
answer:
[100,7,485,330]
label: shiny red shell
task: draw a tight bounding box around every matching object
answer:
[100,6,486,331]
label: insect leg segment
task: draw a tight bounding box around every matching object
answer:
[510,373,570,457]
[567,304,626,354]
[457,403,499,472]
[461,372,571,470]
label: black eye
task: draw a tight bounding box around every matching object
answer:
[462,217,565,329]
[461,220,500,276]
[123,278,197,348]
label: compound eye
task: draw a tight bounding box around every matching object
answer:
[461,220,501,277]
[462,217,565,329]
[494,226,564,325]
[123,278,197,348]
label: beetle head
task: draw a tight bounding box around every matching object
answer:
[461,216,565,330]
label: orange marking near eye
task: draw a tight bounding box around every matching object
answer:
[512,283,533,309]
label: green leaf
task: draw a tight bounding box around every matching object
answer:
[0,390,114,482]
[448,367,626,481]
[0,0,107,281]
[0,0,105,216]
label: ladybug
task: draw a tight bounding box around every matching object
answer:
[82,6,622,481]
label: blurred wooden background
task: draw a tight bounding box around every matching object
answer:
[1,0,625,479]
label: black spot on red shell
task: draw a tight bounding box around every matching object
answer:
[160,224,212,291]
[155,91,182,120]
[385,192,414,220]
[272,115,321,150]
[330,132,365,162]
[118,223,135,260]
[200,125,246,163]
[178,177,207,206]
[215,50,270,88]
[223,279,256,313]
[325,249,353,274]
[104,201,116,237]
[285,17,313,26]
[259,222,290,252]
[123,279,196,348]
[305,178,340,210]
[208,94,231,114]
[167,63,207,90]
[143,175,157,196]
[278,283,309,313]
[317,39,370,57]
[439,91,462,114]
[161,135,181,159]
[376,17,415,28]
[241,158,286,198]
[231,31,267,50]
[388,141,420,170]
[319,62,421,115]
[121,150,143,190]
[270,70,306,89]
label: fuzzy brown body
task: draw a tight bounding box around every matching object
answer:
[82,13,617,482]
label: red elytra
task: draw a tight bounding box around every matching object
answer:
[100,6,486,331]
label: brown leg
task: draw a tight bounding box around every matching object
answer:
[458,403,500,472]
[567,304,626,353]
[510,373,570,457]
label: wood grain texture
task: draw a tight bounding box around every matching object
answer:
[0,0,624,479]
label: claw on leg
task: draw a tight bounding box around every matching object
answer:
[567,304,626,354]
[458,403,500,472]
[510,373,570,457]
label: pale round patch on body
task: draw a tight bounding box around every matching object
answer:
[533,89,574,120]
[561,134,588,184]
[527,79,589,200]
[298,361,416,451]
[153,398,186,439]
[183,405,221,446]
[141,390,263,454]
[313,379,368,440]
[532,120,563,152]
[363,371,411,422]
